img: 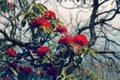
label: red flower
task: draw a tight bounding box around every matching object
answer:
[37,45,50,56]
[1,78,6,80]
[7,62,18,70]
[44,10,56,19]
[58,35,73,44]
[45,66,58,77]
[30,18,51,28]
[19,66,32,74]
[30,18,41,28]
[2,76,11,80]
[56,25,67,34]
[40,19,51,28]
[4,48,17,57]
[73,34,88,46]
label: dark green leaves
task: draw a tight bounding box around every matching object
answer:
[0,0,10,12]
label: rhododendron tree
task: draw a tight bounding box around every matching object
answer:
[0,0,98,80]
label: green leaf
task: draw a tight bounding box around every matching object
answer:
[56,18,64,25]
[34,28,38,34]
[47,28,53,34]
[81,46,97,58]
[51,43,57,50]
[0,0,10,12]
[42,26,47,34]
[22,11,37,21]
[89,49,97,57]
[43,56,49,63]
[10,68,18,76]
[34,3,47,15]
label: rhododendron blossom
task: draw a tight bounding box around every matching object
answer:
[37,45,50,56]
[30,17,41,28]
[58,35,73,44]
[19,66,33,74]
[44,10,56,19]
[56,25,67,34]
[1,76,11,80]
[45,66,58,77]
[40,19,51,28]
[30,17,51,28]
[73,34,88,46]
[7,62,18,70]
[4,48,17,57]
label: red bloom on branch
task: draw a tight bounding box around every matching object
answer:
[44,10,56,19]
[37,45,50,56]
[2,76,11,80]
[56,25,67,34]
[7,62,18,70]
[45,66,58,77]
[73,34,88,46]
[30,18,51,28]
[40,19,51,28]
[30,18,41,28]
[58,35,73,44]
[1,78,6,80]
[19,66,33,74]
[4,48,17,57]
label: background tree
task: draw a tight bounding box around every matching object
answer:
[51,0,120,80]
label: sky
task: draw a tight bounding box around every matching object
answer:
[38,0,120,28]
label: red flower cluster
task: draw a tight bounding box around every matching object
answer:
[19,66,33,74]
[30,18,51,28]
[44,10,56,19]
[30,18,41,28]
[37,45,50,56]
[45,66,58,77]
[4,48,17,57]
[56,25,67,34]
[2,76,11,80]
[6,62,18,70]
[58,35,73,44]
[73,34,88,46]
[40,19,51,28]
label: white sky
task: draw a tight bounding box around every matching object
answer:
[38,0,120,28]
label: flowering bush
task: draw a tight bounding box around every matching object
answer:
[0,1,97,80]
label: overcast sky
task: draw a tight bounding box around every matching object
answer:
[36,0,120,28]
